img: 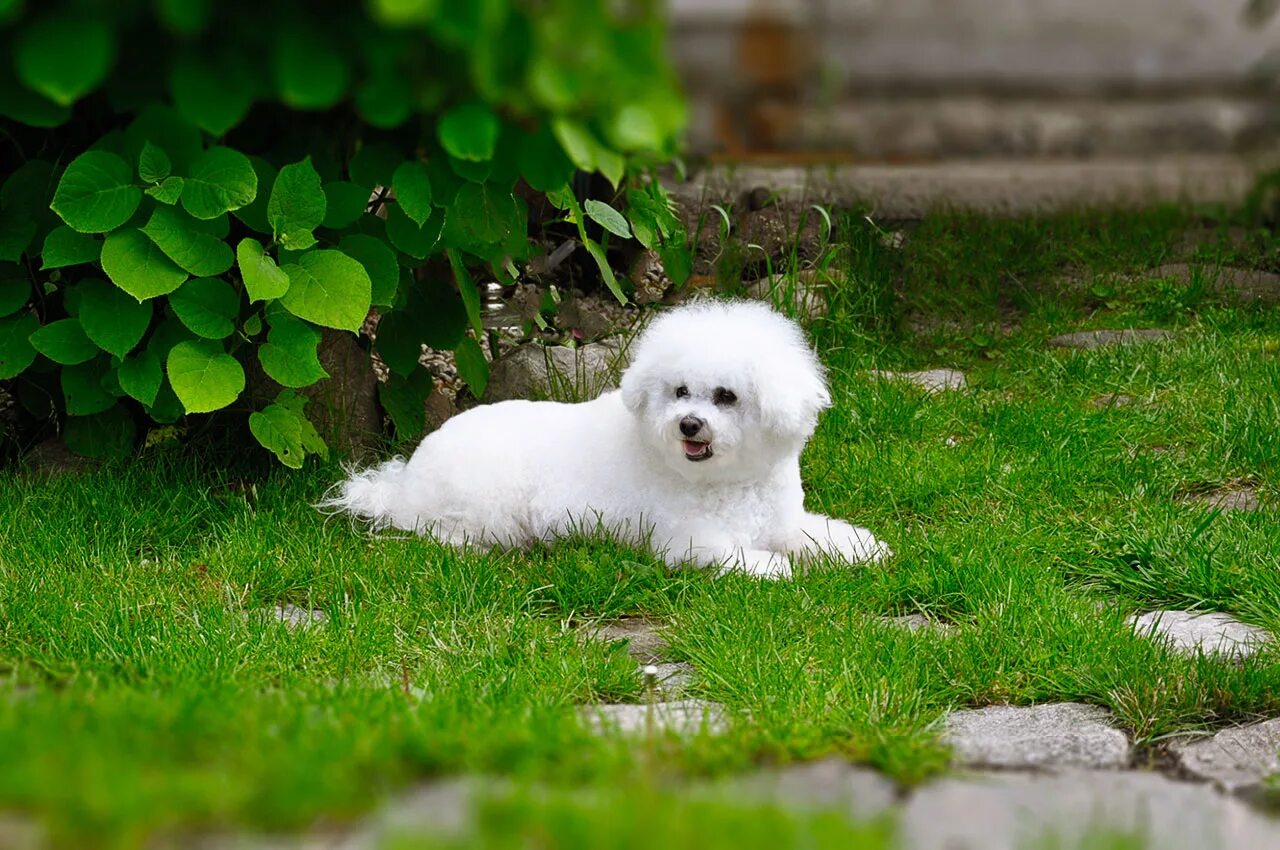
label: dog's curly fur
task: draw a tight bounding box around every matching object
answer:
[322,299,888,578]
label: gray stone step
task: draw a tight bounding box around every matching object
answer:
[943,703,1132,770]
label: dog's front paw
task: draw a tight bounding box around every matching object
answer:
[719,549,792,580]
[796,515,892,564]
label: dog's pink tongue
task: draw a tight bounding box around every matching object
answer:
[683,440,706,456]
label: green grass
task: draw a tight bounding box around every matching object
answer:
[3,205,1280,848]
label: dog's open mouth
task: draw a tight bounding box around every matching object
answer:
[682,440,713,462]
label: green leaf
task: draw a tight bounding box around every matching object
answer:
[146,176,185,205]
[349,143,400,189]
[392,162,433,227]
[274,30,348,110]
[118,349,162,405]
[138,142,172,183]
[519,127,575,192]
[125,105,204,174]
[338,234,399,306]
[453,335,488,397]
[15,16,114,106]
[322,182,368,229]
[232,158,276,233]
[2,159,55,214]
[181,147,258,220]
[0,212,35,262]
[373,311,422,376]
[371,0,440,26]
[237,238,290,302]
[0,266,30,316]
[438,101,499,162]
[100,228,189,300]
[269,157,327,246]
[61,356,115,415]
[169,277,239,339]
[279,250,371,331]
[64,404,136,460]
[41,226,101,270]
[447,250,483,335]
[584,238,626,305]
[50,151,141,234]
[0,313,39,379]
[658,243,692,288]
[170,55,253,136]
[378,367,433,437]
[243,314,262,336]
[167,339,244,413]
[411,277,467,351]
[258,312,328,388]
[356,72,412,130]
[449,182,517,245]
[140,205,235,277]
[584,199,632,239]
[249,390,327,468]
[29,318,98,364]
[552,119,623,186]
[0,73,70,128]
[77,278,153,357]
[385,205,445,260]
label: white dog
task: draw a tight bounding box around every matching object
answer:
[324,299,889,578]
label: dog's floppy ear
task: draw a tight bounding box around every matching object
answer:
[619,357,650,414]
[752,343,831,442]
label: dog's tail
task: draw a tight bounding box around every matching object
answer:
[318,457,412,531]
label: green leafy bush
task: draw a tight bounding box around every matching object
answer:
[0,0,688,466]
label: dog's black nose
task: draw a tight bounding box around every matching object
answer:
[679,415,704,437]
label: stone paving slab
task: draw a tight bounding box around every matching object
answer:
[1185,486,1263,513]
[1128,611,1271,659]
[668,157,1257,218]
[943,703,1132,770]
[723,757,897,822]
[1168,719,1280,796]
[870,369,967,393]
[1143,264,1280,303]
[899,769,1280,850]
[269,604,328,629]
[1048,328,1174,349]
[877,614,958,634]
[584,618,669,663]
[584,699,728,736]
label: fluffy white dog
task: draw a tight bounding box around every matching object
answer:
[323,299,889,578]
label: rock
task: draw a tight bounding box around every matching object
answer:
[585,700,728,736]
[483,341,629,403]
[271,604,327,629]
[556,295,616,341]
[423,389,455,432]
[743,270,828,322]
[642,662,695,698]
[1128,611,1270,658]
[1144,263,1280,303]
[878,614,957,634]
[1048,328,1174,349]
[247,328,382,458]
[1089,393,1138,409]
[20,437,99,475]
[627,250,672,305]
[725,757,897,822]
[899,770,1280,850]
[1184,486,1262,513]
[1168,719,1280,796]
[870,369,967,393]
[586,618,670,663]
[943,703,1131,770]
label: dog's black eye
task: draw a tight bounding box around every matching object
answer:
[674,385,690,399]
[713,387,737,406]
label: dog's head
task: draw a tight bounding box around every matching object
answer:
[619,299,830,482]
